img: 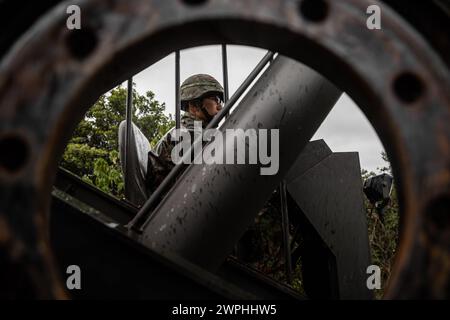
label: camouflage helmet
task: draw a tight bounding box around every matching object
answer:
[180,74,224,111]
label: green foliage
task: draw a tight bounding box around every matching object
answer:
[242,192,307,295]
[60,83,174,197]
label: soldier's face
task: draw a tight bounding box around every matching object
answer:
[202,96,222,116]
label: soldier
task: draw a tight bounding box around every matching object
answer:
[146,74,224,190]
[119,74,224,206]
[154,74,224,168]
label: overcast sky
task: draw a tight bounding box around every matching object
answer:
[131,45,386,173]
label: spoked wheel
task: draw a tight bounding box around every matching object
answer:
[0,0,448,298]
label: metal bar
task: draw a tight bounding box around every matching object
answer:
[208,51,274,130]
[221,44,230,118]
[126,51,275,230]
[124,78,133,195]
[221,44,229,103]
[280,180,293,284]
[141,56,342,271]
[175,50,181,129]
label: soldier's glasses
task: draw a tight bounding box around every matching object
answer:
[204,95,223,105]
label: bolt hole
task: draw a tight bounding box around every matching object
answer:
[299,0,329,23]
[182,0,208,6]
[65,27,98,61]
[0,135,29,174]
[393,72,425,104]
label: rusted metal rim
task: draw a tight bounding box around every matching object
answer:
[0,0,448,298]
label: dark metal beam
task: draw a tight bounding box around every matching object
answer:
[50,185,303,299]
[54,167,136,225]
[286,141,372,299]
[50,188,255,299]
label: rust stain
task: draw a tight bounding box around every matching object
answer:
[0,215,11,244]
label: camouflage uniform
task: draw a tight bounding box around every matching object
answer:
[153,113,207,171]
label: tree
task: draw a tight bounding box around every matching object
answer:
[60,84,174,197]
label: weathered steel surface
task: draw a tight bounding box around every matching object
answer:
[50,188,256,299]
[0,0,448,298]
[287,141,372,299]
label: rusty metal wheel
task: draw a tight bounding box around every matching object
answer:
[0,0,449,298]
